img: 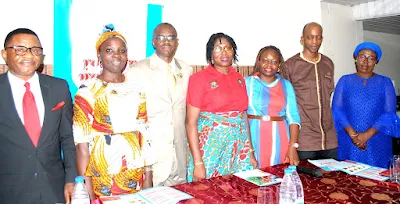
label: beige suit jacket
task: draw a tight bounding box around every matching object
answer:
[126,54,193,185]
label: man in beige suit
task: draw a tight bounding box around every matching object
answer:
[126,23,192,186]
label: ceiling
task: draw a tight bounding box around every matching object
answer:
[321,0,400,35]
[363,15,400,35]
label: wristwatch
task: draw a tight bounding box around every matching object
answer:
[289,143,299,148]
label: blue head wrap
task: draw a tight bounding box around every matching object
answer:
[353,42,382,63]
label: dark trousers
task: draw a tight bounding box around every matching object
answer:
[393,138,400,155]
[298,148,338,161]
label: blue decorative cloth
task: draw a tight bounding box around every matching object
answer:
[353,42,382,62]
[102,24,115,33]
[332,73,399,168]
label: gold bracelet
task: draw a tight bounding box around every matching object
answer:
[249,148,255,153]
[195,162,204,166]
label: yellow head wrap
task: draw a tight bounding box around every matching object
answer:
[95,24,127,52]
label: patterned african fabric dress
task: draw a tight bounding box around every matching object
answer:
[73,78,155,197]
[186,65,253,182]
[245,74,300,168]
[332,74,400,168]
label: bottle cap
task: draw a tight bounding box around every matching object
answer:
[284,168,293,175]
[288,165,296,170]
[75,176,85,183]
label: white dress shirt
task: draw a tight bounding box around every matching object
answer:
[8,72,45,126]
[152,54,177,75]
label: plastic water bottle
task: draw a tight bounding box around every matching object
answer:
[279,168,297,204]
[289,165,305,204]
[71,176,90,204]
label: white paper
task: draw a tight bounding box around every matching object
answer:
[308,159,389,181]
[353,166,389,181]
[122,186,193,204]
[234,169,282,186]
[334,160,371,175]
[308,158,341,171]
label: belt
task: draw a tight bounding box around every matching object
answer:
[247,114,286,121]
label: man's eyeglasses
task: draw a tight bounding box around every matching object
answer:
[213,46,233,54]
[357,54,376,64]
[154,35,177,42]
[5,46,43,56]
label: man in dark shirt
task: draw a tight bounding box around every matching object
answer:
[280,22,338,160]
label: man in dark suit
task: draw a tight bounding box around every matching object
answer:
[0,28,77,203]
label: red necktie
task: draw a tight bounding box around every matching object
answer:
[23,82,41,147]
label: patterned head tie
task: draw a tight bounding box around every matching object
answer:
[95,24,127,52]
[353,42,382,63]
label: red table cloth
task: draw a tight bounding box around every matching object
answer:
[173,162,400,204]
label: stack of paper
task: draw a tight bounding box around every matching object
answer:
[234,169,282,186]
[100,186,193,204]
[308,159,389,181]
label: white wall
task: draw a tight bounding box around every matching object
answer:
[164,0,322,65]
[1,0,323,67]
[321,2,363,84]
[0,0,53,64]
[68,0,325,88]
[68,0,322,86]
[364,30,400,95]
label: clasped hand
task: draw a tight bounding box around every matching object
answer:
[350,132,372,150]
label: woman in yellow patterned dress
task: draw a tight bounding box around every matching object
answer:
[73,24,154,200]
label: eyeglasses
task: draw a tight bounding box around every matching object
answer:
[357,54,376,64]
[154,35,177,42]
[5,46,43,56]
[213,46,233,54]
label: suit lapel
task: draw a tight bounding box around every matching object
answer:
[37,74,51,147]
[170,59,184,103]
[0,73,36,148]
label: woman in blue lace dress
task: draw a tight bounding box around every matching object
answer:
[332,42,400,168]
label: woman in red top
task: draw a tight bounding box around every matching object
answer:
[186,33,257,182]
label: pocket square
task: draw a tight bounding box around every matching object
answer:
[51,101,65,111]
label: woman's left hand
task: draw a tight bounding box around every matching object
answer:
[354,131,374,148]
[249,153,258,169]
[285,147,300,166]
